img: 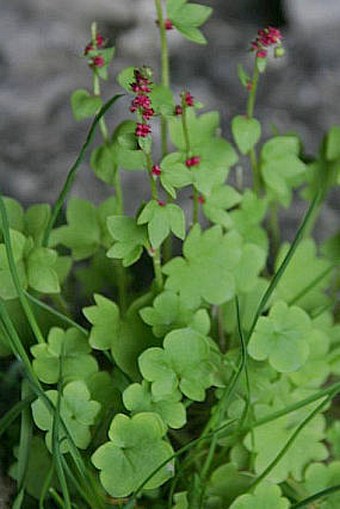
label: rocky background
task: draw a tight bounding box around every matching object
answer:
[0,0,339,242]
[0,1,339,504]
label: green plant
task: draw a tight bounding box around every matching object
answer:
[0,2,339,508]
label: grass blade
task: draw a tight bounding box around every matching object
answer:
[0,394,36,439]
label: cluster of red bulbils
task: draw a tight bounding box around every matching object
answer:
[251,26,283,59]
[130,68,155,138]
[84,33,106,68]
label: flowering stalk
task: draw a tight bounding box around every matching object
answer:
[154,0,170,157]
[180,92,201,224]
[90,22,110,142]
[131,67,163,291]
[89,22,127,310]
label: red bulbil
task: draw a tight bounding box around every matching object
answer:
[184,91,194,107]
[142,107,155,121]
[158,200,166,207]
[246,81,253,91]
[91,55,105,68]
[152,165,161,176]
[198,195,205,204]
[175,105,183,116]
[250,26,283,59]
[84,43,93,55]
[96,33,105,48]
[135,123,151,137]
[256,49,268,59]
[164,18,174,30]
[186,156,201,167]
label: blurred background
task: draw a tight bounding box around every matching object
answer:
[0,0,339,239]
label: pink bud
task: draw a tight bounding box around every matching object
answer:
[84,43,93,55]
[164,19,173,30]
[256,50,268,59]
[246,81,253,91]
[135,123,151,137]
[184,91,194,107]
[175,105,183,116]
[198,195,205,204]
[186,156,201,167]
[91,55,105,68]
[152,165,161,176]
[96,33,105,48]
[158,200,166,207]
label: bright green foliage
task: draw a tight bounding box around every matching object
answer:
[31,327,98,384]
[260,135,306,206]
[10,436,55,500]
[138,328,216,401]
[71,89,102,121]
[87,46,115,80]
[91,412,174,498]
[83,293,159,379]
[275,238,333,311]
[0,197,25,234]
[229,483,290,509]
[83,294,120,351]
[228,190,268,250]
[326,125,340,161]
[231,115,262,154]
[159,153,192,198]
[248,301,312,373]
[0,229,62,299]
[327,422,340,459]
[106,215,147,266]
[288,328,331,388]
[32,380,101,452]
[302,462,340,508]
[24,203,51,244]
[163,225,265,308]
[206,463,253,507]
[140,290,210,338]
[117,66,135,92]
[202,185,242,228]
[123,380,186,429]
[138,200,185,248]
[172,492,188,509]
[166,0,212,45]
[91,121,147,181]
[150,84,175,117]
[170,109,220,150]
[51,197,117,260]
[244,403,328,482]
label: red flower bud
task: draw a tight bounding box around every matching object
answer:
[90,55,105,68]
[152,165,161,176]
[186,156,201,167]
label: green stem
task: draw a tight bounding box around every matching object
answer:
[0,192,45,344]
[145,152,164,291]
[291,484,340,508]
[154,0,170,157]
[91,22,110,142]
[181,105,199,225]
[269,201,280,260]
[247,62,261,195]
[246,63,260,119]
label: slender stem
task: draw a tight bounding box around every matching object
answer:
[181,105,199,225]
[145,152,164,291]
[154,0,170,157]
[247,62,261,195]
[246,62,260,119]
[269,200,280,260]
[291,484,340,508]
[91,22,110,142]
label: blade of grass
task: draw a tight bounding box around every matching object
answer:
[249,393,333,491]
[0,192,45,344]
[14,379,33,508]
[43,93,124,247]
[291,484,340,508]
[246,191,321,344]
[0,394,36,439]
[39,465,55,509]
[23,290,89,336]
